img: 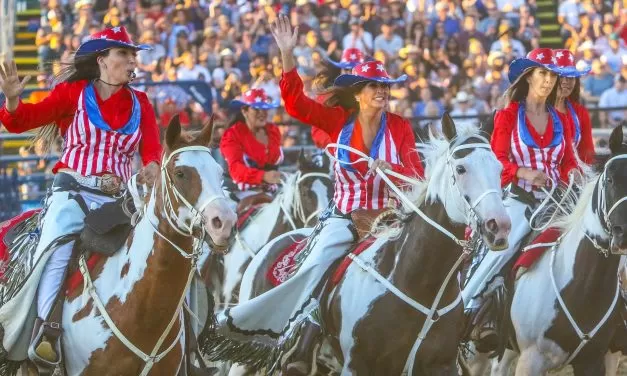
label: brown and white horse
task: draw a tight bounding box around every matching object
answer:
[234,115,511,375]
[13,116,235,375]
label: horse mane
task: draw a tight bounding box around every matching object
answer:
[551,176,598,232]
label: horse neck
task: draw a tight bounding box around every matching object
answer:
[122,183,195,330]
[393,199,464,297]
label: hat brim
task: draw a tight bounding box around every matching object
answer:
[76,39,152,57]
[508,58,560,83]
[326,56,360,70]
[229,100,280,110]
[333,73,408,87]
[557,65,591,78]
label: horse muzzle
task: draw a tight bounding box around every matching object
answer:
[481,215,511,252]
[610,226,627,255]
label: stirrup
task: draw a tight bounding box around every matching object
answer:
[28,321,62,373]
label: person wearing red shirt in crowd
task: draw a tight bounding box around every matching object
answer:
[159,97,190,136]
[462,48,579,352]
[310,47,366,149]
[0,26,161,365]
[553,49,596,165]
[208,16,424,376]
[219,88,283,202]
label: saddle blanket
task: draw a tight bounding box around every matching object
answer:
[512,227,561,276]
[267,240,308,287]
[0,210,41,282]
[65,254,103,295]
[332,237,377,286]
[236,205,263,231]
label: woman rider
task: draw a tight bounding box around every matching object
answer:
[553,48,595,165]
[220,87,283,210]
[461,48,579,353]
[205,15,424,375]
[0,26,161,367]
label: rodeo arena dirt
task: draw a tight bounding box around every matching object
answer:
[2,0,627,375]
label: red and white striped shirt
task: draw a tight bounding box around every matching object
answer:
[60,90,142,181]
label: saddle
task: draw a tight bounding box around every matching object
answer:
[350,208,400,241]
[78,196,135,256]
[236,192,273,214]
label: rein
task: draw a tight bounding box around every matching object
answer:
[78,145,228,376]
[323,136,499,371]
[279,171,333,230]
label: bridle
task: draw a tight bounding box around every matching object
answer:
[280,171,333,230]
[78,145,232,376]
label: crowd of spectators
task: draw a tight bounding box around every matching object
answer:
[17,0,627,145]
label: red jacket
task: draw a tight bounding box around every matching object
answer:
[559,100,595,165]
[310,93,333,148]
[220,121,283,186]
[280,68,424,180]
[491,101,578,187]
[0,80,162,171]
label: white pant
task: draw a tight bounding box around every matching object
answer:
[36,189,114,319]
[462,197,531,309]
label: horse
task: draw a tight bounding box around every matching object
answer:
[462,125,627,376]
[233,114,511,375]
[0,115,236,375]
[200,150,334,314]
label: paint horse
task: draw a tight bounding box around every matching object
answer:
[200,151,333,314]
[465,125,627,376]
[0,116,236,375]
[238,115,511,375]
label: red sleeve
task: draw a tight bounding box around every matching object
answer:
[390,117,424,180]
[311,127,333,149]
[267,124,284,165]
[280,68,350,136]
[490,108,519,187]
[557,111,579,182]
[0,81,80,133]
[220,126,265,185]
[136,91,163,166]
[575,103,595,165]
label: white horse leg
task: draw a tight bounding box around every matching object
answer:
[491,349,518,376]
[605,351,622,376]
[515,347,547,376]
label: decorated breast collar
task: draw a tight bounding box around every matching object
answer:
[84,82,141,135]
[566,100,581,146]
[517,102,563,149]
[337,112,388,173]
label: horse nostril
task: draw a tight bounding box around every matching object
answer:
[212,217,223,230]
[486,219,498,234]
[613,225,625,236]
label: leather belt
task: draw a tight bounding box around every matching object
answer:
[54,171,125,196]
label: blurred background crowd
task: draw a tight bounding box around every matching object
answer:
[2,0,627,202]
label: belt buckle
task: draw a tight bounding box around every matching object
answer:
[100,175,121,195]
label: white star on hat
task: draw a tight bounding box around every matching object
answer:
[536,52,544,60]
[100,35,107,39]
[254,96,262,102]
[112,26,122,33]
[350,53,357,60]
[376,64,385,71]
[555,51,564,59]
[551,57,558,64]
[245,90,252,96]
[361,65,370,72]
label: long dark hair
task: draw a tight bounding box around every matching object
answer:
[319,82,368,111]
[502,67,559,108]
[35,51,109,152]
[227,107,247,128]
[312,61,341,93]
[567,77,581,103]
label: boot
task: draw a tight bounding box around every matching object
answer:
[27,317,62,375]
[284,322,322,376]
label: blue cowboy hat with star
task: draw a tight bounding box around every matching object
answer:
[76,26,151,57]
[334,60,407,87]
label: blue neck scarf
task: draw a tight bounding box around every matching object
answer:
[337,112,388,173]
[566,100,581,146]
[517,102,563,149]
[83,82,141,135]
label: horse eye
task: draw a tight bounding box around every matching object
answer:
[606,176,613,184]
[175,170,185,179]
[456,165,466,174]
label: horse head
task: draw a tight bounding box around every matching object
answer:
[160,115,236,252]
[283,149,333,227]
[425,112,511,250]
[604,125,627,254]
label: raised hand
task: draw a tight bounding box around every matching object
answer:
[270,14,298,53]
[0,60,31,101]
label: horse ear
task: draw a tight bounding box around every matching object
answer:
[195,114,215,147]
[609,125,624,156]
[165,114,182,149]
[441,112,457,141]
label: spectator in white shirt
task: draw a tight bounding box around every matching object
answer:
[176,52,212,84]
[137,30,166,74]
[342,18,373,54]
[598,75,627,128]
[558,0,584,32]
[212,48,243,89]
